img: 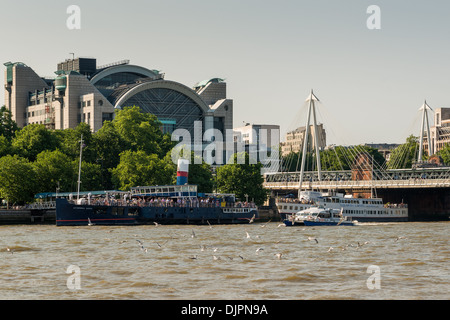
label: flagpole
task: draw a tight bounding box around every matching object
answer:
[77,134,83,200]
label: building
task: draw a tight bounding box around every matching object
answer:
[426,107,450,155]
[233,123,280,173]
[233,123,280,149]
[3,58,233,138]
[280,124,326,157]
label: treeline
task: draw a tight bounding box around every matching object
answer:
[0,106,267,206]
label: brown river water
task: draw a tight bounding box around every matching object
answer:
[0,222,448,300]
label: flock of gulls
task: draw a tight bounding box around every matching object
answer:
[3,219,409,262]
[107,218,411,264]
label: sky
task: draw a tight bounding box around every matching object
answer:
[1,0,450,146]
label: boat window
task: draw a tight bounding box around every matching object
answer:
[94,208,107,215]
[112,208,125,215]
[128,208,139,216]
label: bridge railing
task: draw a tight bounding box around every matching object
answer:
[264,178,450,190]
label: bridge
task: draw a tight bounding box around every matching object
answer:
[264,167,450,191]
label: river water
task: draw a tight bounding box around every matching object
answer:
[0,221,448,300]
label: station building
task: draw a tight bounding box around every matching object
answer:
[3,57,233,138]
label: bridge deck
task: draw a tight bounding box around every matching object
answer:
[264,168,450,190]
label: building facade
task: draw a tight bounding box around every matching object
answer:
[427,107,450,155]
[280,124,326,157]
[3,58,233,137]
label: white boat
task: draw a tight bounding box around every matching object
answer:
[277,190,408,222]
[302,207,357,226]
[284,206,356,226]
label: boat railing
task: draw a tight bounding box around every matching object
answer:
[67,198,257,209]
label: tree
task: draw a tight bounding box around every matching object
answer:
[0,106,19,141]
[92,121,127,189]
[58,122,95,162]
[11,124,60,161]
[438,143,450,165]
[73,160,102,192]
[113,106,165,157]
[0,135,11,157]
[33,150,74,193]
[216,152,268,205]
[0,155,36,205]
[111,150,173,190]
[387,135,421,169]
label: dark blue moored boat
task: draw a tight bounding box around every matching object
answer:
[55,184,258,226]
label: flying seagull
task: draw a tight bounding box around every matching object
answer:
[307,237,319,244]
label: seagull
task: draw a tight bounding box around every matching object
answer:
[260,219,272,228]
[191,229,196,238]
[153,222,160,227]
[247,214,255,224]
[307,237,319,244]
[246,231,251,239]
[277,223,286,227]
[274,253,282,260]
[88,218,94,226]
[255,247,264,255]
[213,255,221,260]
[238,255,244,260]
[189,255,198,260]
[6,247,14,254]
[357,241,370,248]
[213,247,218,252]
[207,220,213,229]
[327,247,334,252]
[395,236,407,242]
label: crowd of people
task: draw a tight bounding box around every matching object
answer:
[76,196,256,209]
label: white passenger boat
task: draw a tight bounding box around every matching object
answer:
[277,190,408,222]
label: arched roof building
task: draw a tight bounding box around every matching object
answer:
[4,57,233,137]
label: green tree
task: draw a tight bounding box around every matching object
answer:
[387,135,421,169]
[0,155,37,205]
[0,106,19,141]
[438,143,450,165]
[58,123,95,162]
[111,150,173,190]
[11,124,60,161]
[73,160,102,192]
[92,120,128,189]
[216,152,267,205]
[0,135,11,157]
[113,106,165,157]
[33,150,74,193]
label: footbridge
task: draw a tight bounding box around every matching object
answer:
[264,167,450,191]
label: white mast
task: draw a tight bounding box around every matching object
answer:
[418,101,433,162]
[298,90,322,198]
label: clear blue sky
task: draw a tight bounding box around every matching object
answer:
[1,0,449,145]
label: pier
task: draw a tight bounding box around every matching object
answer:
[0,203,55,224]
